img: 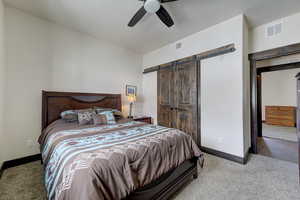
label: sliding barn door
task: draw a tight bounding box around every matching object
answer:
[158,63,175,128]
[157,57,199,144]
[174,58,198,144]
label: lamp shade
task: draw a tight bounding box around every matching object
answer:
[128,94,136,103]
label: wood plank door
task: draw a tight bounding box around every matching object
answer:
[174,58,198,144]
[158,63,175,128]
[296,73,300,183]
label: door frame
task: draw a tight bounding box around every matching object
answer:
[249,43,300,153]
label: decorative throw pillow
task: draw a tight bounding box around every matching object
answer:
[94,107,107,113]
[61,110,78,122]
[98,110,116,125]
[77,109,96,125]
[94,107,123,120]
[92,113,108,125]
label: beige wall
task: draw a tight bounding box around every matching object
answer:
[261,69,299,120]
[0,0,4,166]
[3,7,143,161]
[142,72,157,124]
[143,15,250,158]
[243,18,251,155]
[250,12,300,53]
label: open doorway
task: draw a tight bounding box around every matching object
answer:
[257,66,299,163]
[249,43,300,182]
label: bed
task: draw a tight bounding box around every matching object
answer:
[40,91,203,200]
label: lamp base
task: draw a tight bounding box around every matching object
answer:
[128,102,133,119]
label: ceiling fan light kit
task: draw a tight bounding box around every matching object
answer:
[128,0,177,28]
[144,0,161,13]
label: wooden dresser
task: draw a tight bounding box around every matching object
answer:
[265,106,296,127]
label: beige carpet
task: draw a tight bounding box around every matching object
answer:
[0,160,46,200]
[0,154,299,200]
[258,137,298,163]
[262,123,298,142]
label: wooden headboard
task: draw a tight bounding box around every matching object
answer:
[42,91,122,130]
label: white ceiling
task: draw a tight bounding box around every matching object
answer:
[4,0,300,54]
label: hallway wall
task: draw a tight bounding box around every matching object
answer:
[261,68,300,120]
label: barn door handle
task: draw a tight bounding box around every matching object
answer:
[170,107,187,111]
[176,107,187,112]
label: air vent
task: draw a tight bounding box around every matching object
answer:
[267,26,274,37]
[274,23,282,35]
[266,23,282,37]
[176,42,182,49]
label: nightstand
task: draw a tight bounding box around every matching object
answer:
[133,116,152,124]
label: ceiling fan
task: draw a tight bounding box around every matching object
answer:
[128,0,177,28]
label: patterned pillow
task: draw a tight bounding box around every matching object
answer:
[92,113,108,125]
[97,110,116,125]
[77,109,96,125]
[94,107,107,113]
[94,107,123,119]
[61,110,78,122]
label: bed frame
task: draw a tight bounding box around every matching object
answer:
[42,91,122,130]
[41,91,198,200]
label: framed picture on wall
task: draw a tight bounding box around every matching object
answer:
[126,85,137,96]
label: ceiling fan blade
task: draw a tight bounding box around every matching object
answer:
[156,5,174,27]
[128,7,147,27]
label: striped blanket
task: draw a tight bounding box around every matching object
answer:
[40,120,202,200]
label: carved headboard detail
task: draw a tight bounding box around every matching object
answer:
[42,91,122,130]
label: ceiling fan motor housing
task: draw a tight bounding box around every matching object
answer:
[128,0,175,27]
[144,0,161,13]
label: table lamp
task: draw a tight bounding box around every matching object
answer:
[128,94,136,118]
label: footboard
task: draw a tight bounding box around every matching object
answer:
[126,158,198,200]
